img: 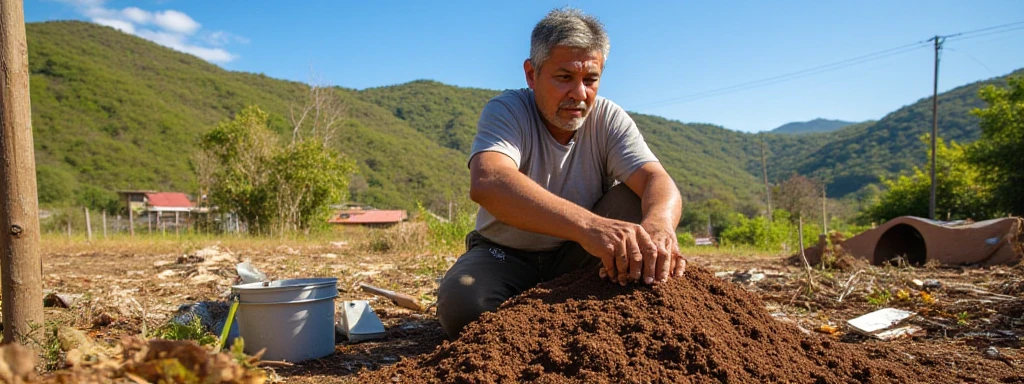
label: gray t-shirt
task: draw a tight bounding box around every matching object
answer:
[469,88,658,251]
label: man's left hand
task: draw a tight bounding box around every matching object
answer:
[641,224,686,284]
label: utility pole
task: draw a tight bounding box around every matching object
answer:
[1,0,45,346]
[821,183,827,235]
[929,35,943,221]
[760,134,772,221]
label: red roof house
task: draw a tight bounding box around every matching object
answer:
[145,192,193,212]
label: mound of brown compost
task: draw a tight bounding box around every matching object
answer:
[358,267,979,383]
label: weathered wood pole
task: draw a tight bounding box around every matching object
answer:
[84,207,92,241]
[101,211,107,238]
[0,0,45,345]
[128,207,135,236]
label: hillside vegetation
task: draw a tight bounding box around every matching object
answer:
[25,21,1022,215]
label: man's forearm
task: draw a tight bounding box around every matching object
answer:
[470,153,598,243]
[639,171,682,232]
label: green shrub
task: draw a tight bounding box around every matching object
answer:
[418,202,475,255]
[719,209,823,253]
[676,232,695,247]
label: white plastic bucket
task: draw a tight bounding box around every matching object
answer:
[231,278,338,362]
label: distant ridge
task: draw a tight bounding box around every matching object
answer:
[770,118,858,134]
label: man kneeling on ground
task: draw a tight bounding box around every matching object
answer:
[437,7,687,339]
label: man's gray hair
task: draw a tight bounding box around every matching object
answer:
[529,7,610,69]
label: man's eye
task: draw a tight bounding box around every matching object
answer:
[584,77,599,85]
[556,75,572,81]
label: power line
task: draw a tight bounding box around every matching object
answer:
[942,20,1024,40]
[946,25,1024,43]
[638,43,928,109]
[635,21,1024,109]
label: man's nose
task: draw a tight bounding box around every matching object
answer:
[568,79,587,102]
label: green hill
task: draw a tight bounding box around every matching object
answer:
[27,21,468,212]
[770,69,1023,197]
[770,118,859,135]
[24,20,1022,216]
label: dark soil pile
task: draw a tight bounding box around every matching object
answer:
[359,267,1000,383]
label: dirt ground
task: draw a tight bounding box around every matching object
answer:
[11,235,1024,383]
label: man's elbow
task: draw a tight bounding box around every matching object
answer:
[469,179,492,205]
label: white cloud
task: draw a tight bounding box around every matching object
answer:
[61,0,240,64]
[121,7,151,24]
[152,10,200,35]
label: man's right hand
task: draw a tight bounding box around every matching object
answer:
[580,217,658,286]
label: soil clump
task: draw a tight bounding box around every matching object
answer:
[360,267,1012,383]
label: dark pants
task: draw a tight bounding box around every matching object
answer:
[436,184,642,339]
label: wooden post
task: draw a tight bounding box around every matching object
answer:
[84,207,92,241]
[174,211,179,236]
[66,208,71,237]
[1,0,45,345]
[102,211,107,239]
[759,133,772,221]
[821,184,828,235]
[128,207,135,237]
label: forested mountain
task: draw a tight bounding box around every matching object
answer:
[764,69,1023,197]
[28,21,468,212]
[24,21,1022,214]
[770,118,858,135]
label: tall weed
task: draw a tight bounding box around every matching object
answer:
[418,202,475,255]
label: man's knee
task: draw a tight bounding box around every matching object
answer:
[436,270,498,339]
[592,183,642,223]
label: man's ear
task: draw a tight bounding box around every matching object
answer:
[523,59,536,89]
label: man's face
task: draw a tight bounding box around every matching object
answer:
[524,46,604,140]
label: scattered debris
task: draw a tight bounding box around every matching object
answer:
[236,260,269,285]
[0,343,36,384]
[43,292,84,308]
[983,346,1014,365]
[120,337,266,384]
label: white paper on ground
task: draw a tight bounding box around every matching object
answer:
[847,308,916,335]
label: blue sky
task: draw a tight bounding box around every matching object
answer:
[25,1,1024,132]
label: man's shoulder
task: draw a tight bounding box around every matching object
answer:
[588,95,632,128]
[487,88,534,110]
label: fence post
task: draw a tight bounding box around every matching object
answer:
[102,211,107,238]
[84,207,92,241]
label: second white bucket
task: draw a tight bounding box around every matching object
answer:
[232,278,338,362]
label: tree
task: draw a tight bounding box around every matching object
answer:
[774,174,820,222]
[968,76,1024,215]
[201,106,278,233]
[861,135,993,223]
[200,102,356,234]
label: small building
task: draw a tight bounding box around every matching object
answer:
[118,190,157,214]
[329,209,407,227]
